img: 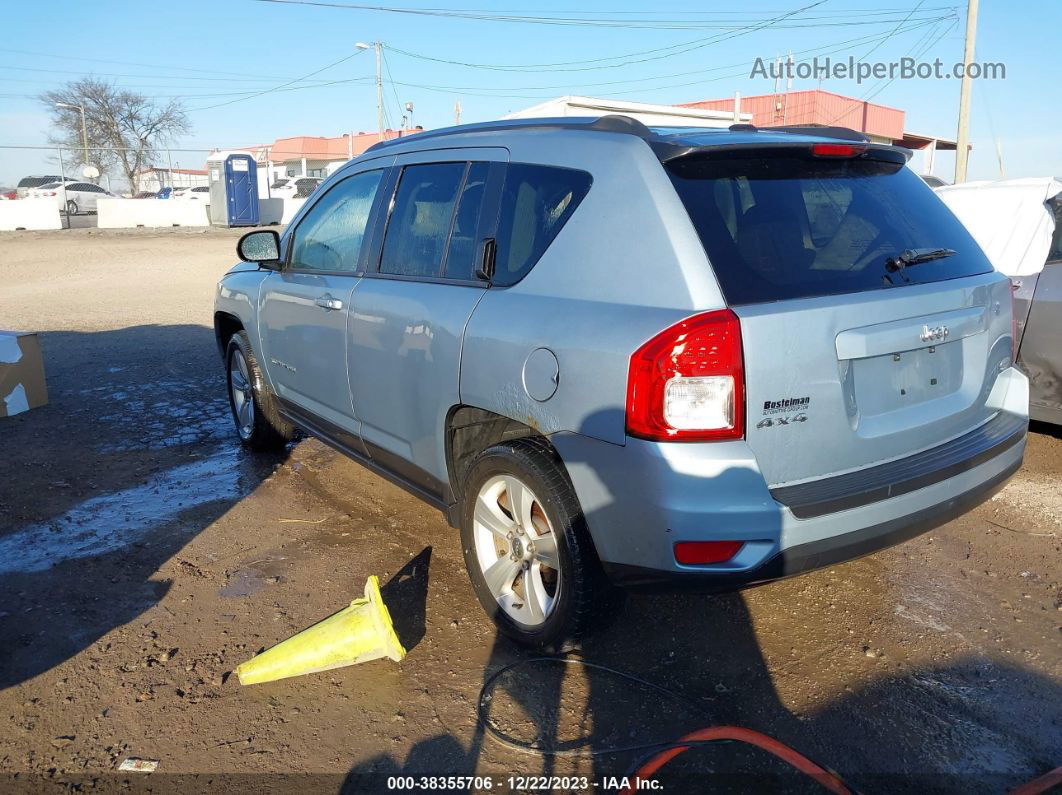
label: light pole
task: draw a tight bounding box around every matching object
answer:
[55,101,90,177]
[356,41,384,140]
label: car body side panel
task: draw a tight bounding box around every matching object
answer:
[214,267,271,364]
[1011,271,1039,347]
[1020,260,1062,424]
[460,131,726,446]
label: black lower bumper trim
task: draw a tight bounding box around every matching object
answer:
[602,453,1022,592]
[769,413,1027,519]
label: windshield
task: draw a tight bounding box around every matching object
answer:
[668,153,994,305]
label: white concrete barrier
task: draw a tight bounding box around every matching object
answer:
[259,197,306,226]
[0,200,62,231]
[96,198,209,229]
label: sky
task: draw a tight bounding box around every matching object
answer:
[1,0,1059,187]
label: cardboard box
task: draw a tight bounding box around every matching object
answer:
[0,331,48,418]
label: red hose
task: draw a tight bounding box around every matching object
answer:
[1008,766,1062,795]
[619,725,852,795]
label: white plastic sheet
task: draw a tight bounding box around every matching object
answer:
[935,177,1061,278]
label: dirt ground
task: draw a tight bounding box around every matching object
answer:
[0,228,1059,794]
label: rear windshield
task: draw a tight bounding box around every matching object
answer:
[18,176,61,188]
[668,153,993,305]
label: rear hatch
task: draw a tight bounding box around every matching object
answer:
[668,140,1014,487]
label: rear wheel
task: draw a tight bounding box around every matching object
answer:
[65,200,78,216]
[226,331,294,450]
[460,438,614,651]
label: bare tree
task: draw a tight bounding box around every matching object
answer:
[40,78,191,190]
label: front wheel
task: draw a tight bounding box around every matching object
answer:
[460,438,614,651]
[226,331,294,451]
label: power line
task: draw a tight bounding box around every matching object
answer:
[381,48,407,127]
[386,5,955,74]
[822,15,957,124]
[251,0,953,30]
[0,47,293,80]
[190,48,367,111]
[381,16,944,98]
[0,63,323,83]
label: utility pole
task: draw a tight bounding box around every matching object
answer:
[454,100,462,126]
[356,41,385,140]
[375,42,384,140]
[55,101,90,177]
[954,0,979,183]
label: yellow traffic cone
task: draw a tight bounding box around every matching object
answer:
[235,575,406,685]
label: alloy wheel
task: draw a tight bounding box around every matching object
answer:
[472,474,561,626]
[228,348,255,440]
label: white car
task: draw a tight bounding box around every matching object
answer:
[270,176,322,199]
[35,181,118,215]
[16,175,77,199]
[176,186,211,202]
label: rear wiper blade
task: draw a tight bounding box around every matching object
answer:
[885,247,957,272]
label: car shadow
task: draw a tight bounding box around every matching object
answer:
[342,409,1060,793]
[0,323,290,689]
[343,587,1062,794]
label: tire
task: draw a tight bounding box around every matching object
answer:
[460,437,615,652]
[225,330,294,451]
[65,200,78,216]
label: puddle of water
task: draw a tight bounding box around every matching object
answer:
[0,451,248,575]
[78,377,232,453]
[219,556,289,598]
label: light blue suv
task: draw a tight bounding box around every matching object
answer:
[215,116,1028,650]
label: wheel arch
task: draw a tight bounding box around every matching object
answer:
[444,405,564,514]
[213,311,244,359]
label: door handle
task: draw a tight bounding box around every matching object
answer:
[315,295,344,311]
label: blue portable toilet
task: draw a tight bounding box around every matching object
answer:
[207,151,260,227]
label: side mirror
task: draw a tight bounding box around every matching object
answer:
[237,229,281,270]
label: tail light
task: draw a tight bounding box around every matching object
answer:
[42,191,56,196]
[811,143,866,158]
[626,309,745,442]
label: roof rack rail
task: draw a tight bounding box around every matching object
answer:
[363,114,653,154]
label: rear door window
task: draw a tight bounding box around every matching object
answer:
[444,163,490,281]
[492,164,592,286]
[668,153,994,305]
[380,162,465,278]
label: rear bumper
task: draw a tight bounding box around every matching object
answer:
[600,451,1021,590]
[552,382,1028,592]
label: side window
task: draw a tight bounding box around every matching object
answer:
[444,163,490,281]
[289,169,383,273]
[380,162,466,278]
[492,163,592,286]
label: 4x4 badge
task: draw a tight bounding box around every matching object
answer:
[757,414,808,429]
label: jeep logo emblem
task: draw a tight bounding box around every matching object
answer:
[920,324,950,343]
